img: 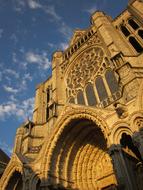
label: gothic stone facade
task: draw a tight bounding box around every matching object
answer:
[0,0,143,189]
[0,149,9,179]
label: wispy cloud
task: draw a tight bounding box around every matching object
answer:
[25,51,51,70]
[13,0,72,40]
[4,69,19,79]
[44,5,61,21]
[59,22,72,40]
[85,5,98,14]
[0,29,3,38]
[27,0,42,9]
[0,97,34,121]
[0,141,13,156]
[3,85,19,94]
[59,42,68,50]
[14,0,26,12]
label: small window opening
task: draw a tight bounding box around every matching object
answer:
[85,35,87,40]
[81,38,84,43]
[120,133,142,161]
[105,70,119,94]
[138,30,143,40]
[47,89,50,103]
[95,77,108,102]
[120,25,130,37]
[77,90,85,105]
[46,108,49,120]
[129,36,143,53]
[128,19,139,30]
[85,83,97,106]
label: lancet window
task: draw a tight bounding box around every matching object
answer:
[85,83,97,106]
[68,69,120,108]
[120,18,143,53]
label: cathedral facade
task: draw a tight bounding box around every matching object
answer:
[0,0,143,189]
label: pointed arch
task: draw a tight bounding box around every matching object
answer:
[129,36,143,53]
[95,76,108,101]
[105,69,119,94]
[77,90,85,105]
[0,159,23,190]
[40,106,116,189]
[5,171,23,190]
[138,29,143,40]
[85,83,97,106]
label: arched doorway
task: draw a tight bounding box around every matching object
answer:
[5,171,23,190]
[47,118,117,190]
[120,133,143,190]
[36,179,41,190]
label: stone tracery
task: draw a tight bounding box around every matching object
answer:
[67,47,104,97]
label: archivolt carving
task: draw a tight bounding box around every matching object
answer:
[134,117,143,129]
[0,160,22,190]
[129,112,143,131]
[40,105,110,180]
[67,47,104,97]
[94,153,113,179]
[111,124,133,144]
[86,34,101,46]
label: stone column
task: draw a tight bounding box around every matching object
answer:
[133,128,143,160]
[40,181,50,190]
[109,144,136,190]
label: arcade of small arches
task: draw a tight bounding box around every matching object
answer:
[119,18,143,53]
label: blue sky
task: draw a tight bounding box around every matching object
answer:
[0,0,128,156]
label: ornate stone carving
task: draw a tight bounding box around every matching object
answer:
[28,145,42,153]
[94,154,113,179]
[114,102,128,119]
[70,29,86,46]
[134,117,143,129]
[86,34,101,46]
[67,47,104,96]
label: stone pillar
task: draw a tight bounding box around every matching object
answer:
[109,144,136,190]
[133,128,143,160]
[40,181,50,190]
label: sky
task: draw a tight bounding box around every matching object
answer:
[0,0,128,156]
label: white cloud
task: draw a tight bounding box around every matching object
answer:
[0,97,34,121]
[47,42,56,49]
[0,141,13,156]
[85,5,98,14]
[13,0,25,12]
[0,71,2,81]
[13,0,72,40]
[23,73,33,81]
[25,51,51,70]
[4,69,19,78]
[3,85,19,94]
[26,1,61,22]
[59,22,72,40]
[44,5,61,21]
[0,29,3,38]
[27,0,42,9]
[12,52,18,63]
[0,102,16,118]
[59,42,68,50]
